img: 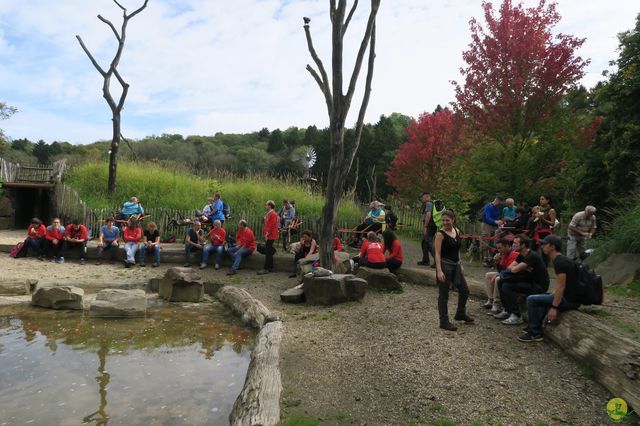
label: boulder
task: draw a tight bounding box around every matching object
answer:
[296,251,352,283]
[303,274,366,305]
[595,253,640,286]
[0,279,37,296]
[159,267,204,302]
[89,289,146,318]
[355,267,402,291]
[280,285,305,304]
[32,286,84,310]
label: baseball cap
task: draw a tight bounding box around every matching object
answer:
[540,235,562,250]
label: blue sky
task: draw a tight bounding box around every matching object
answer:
[0,0,637,144]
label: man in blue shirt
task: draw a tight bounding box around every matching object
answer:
[203,193,225,224]
[120,196,144,219]
[96,217,120,265]
[481,195,504,266]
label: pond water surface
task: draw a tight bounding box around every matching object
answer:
[0,301,255,425]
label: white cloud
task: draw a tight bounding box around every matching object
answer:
[0,0,637,144]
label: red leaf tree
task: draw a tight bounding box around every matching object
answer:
[452,0,589,153]
[386,109,465,197]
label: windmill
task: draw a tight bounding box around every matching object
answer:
[302,147,317,180]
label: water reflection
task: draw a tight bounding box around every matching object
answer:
[0,303,255,425]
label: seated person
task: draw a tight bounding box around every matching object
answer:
[139,221,161,267]
[384,205,398,231]
[184,220,206,267]
[289,230,317,278]
[25,217,46,259]
[502,198,517,221]
[63,219,88,265]
[354,231,386,269]
[279,199,296,229]
[202,192,225,225]
[382,229,403,273]
[333,235,343,252]
[44,218,66,263]
[123,219,142,268]
[96,218,120,264]
[502,207,529,234]
[350,201,386,246]
[226,220,256,275]
[483,238,519,315]
[201,219,226,270]
[118,196,144,222]
[494,234,549,325]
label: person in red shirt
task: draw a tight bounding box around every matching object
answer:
[201,219,227,270]
[484,238,520,315]
[382,229,404,273]
[25,217,46,259]
[354,231,386,269]
[227,220,256,275]
[333,236,343,252]
[258,200,279,275]
[63,220,88,265]
[123,219,142,267]
[44,218,66,263]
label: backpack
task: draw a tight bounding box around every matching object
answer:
[385,209,398,230]
[222,202,231,219]
[10,240,28,258]
[431,200,446,228]
[573,261,604,305]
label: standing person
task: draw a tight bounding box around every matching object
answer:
[63,219,88,265]
[279,199,296,229]
[201,219,226,270]
[382,229,403,273]
[519,235,581,342]
[567,206,597,260]
[184,220,206,267]
[289,230,317,278]
[139,221,161,267]
[123,219,142,268]
[258,200,279,275]
[534,195,557,266]
[481,195,505,266]
[227,220,256,276]
[44,218,66,263]
[25,218,46,259]
[434,210,474,331]
[96,218,120,264]
[418,192,436,267]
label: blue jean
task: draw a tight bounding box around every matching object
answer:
[526,293,580,335]
[227,246,252,271]
[97,241,119,260]
[26,238,44,256]
[139,244,161,265]
[202,245,225,265]
[124,242,139,263]
[184,244,203,263]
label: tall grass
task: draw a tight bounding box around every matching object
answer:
[64,161,363,224]
[590,191,640,264]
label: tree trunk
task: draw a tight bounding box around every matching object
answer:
[108,114,120,194]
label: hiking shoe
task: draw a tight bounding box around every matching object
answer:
[493,310,510,320]
[95,260,102,265]
[183,263,190,267]
[227,270,237,276]
[454,313,475,324]
[80,258,86,265]
[522,326,530,334]
[417,261,428,266]
[199,263,207,270]
[518,332,543,343]
[487,304,502,315]
[502,314,524,325]
[483,299,493,309]
[440,322,458,331]
[152,262,160,267]
[288,274,297,278]
[257,269,270,275]
[140,263,146,267]
[56,257,65,264]
[214,264,220,270]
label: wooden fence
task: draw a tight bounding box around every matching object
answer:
[0,158,66,183]
[0,158,19,182]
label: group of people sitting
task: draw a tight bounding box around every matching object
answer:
[23,217,89,264]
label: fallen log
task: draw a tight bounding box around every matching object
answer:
[0,279,36,296]
[216,286,279,329]
[229,320,283,426]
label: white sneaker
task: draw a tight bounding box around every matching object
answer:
[483,299,493,309]
[502,314,523,325]
[199,263,207,269]
[214,264,220,270]
[487,304,502,315]
[493,310,510,320]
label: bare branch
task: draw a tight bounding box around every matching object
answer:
[304,24,332,104]
[120,132,138,160]
[112,0,127,12]
[98,14,121,42]
[343,0,359,36]
[306,65,332,114]
[113,68,130,112]
[344,0,380,109]
[349,22,376,161]
[76,35,107,77]
[128,0,149,20]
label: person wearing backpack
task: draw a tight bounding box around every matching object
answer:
[519,235,581,342]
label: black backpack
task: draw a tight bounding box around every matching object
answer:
[574,262,604,305]
[222,202,231,219]
[385,209,398,230]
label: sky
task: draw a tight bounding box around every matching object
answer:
[0,0,637,144]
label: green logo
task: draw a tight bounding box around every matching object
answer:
[607,398,628,422]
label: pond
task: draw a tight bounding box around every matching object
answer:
[0,300,255,425]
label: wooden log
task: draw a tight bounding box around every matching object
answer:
[229,320,283,426]
[545,311,640,411]
[0,279,37,296]
[216,286,279,329]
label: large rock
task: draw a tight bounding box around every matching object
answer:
[0,279,37,296]
[303,274,366,305]
[32,286,84,310]
[280,285,305,304]
[595,253,640,286]
[355,267,402,291]
[159,267,204,302]
[89,289,146,318]
[296,251,352,283]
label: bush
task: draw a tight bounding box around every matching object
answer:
[591,191,640,264]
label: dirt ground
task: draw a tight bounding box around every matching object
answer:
[0,231,630,425]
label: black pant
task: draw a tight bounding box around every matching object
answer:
[421,229,435,264]
[499,280,543,316]
[64,241,87,259]
[386,258,402,273]
[438,261,469,323]
[44,239,64,258]
[264,239,275,271]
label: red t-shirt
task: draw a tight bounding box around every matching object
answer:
[65,224,88,241]
[208,227,227,246]
[264,210,279,241]
[359,239,371,258]
[45,225,66,241]
[237,227,256,252]
[364,241,386,264]
[123,226,142,243]
[498,250,519,270]
[27,224,46,239]
[386,239,404,262]
[333,237,343,252]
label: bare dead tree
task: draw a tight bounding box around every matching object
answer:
[76,0,149,194]
[303,0,381,267]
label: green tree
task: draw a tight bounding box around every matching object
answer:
[0,101,17,143]
[267,128,285,153]
[32,140,51,164]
